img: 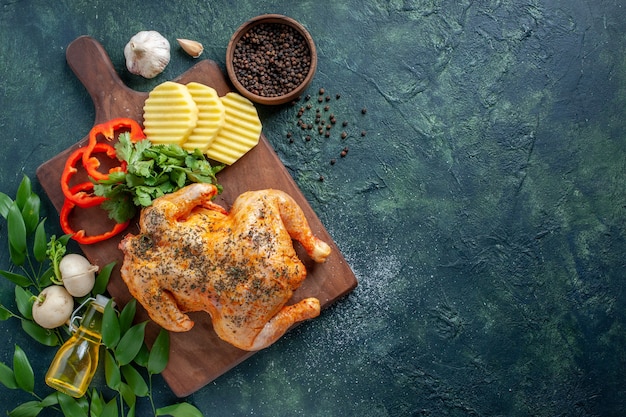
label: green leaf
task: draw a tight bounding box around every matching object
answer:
[92,261,115,296]
[148,328,170,375]
[0,269,31,287]
[118,299,136,334]
[8,400,43,417]
[115,321,147,366]
[37,266,54,289]
[13,344,34,393]
[33,219,48,262]
[21,193,41,234]
[58,393,88,417]
[0,191,13,219]
[100,397,120,417]
[15,286,34,320]
[8,202,27,265]
[0,304,13,321]
[102,299,120,349]
[0,361,18,389]
[9,242,26,267]
[133,343,150,368]
[21,320,60,346]
[40,392,60,408]
[104,349,121,390]
[156,403,204,417]
[15,175,32,211]
[121,364,149,397]
[118,381,137,408]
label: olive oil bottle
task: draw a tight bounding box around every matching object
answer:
[45,294,110,398]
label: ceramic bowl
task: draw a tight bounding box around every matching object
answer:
[226,14,317,105]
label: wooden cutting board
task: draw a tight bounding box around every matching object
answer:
[36,36,357,397]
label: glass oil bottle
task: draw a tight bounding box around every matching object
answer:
[45,294,110,398]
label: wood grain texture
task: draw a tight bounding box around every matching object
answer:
[36,36,357,397]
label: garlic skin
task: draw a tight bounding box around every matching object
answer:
[177,38,204,58]
[124,30,171,78]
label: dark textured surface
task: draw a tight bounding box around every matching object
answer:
[1,1,625,416]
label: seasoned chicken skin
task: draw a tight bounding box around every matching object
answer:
[119,183,331,351]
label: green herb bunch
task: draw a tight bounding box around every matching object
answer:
[0,176,202,417]
[94,133,223,224]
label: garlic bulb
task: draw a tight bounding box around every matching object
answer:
[124,30,171,79]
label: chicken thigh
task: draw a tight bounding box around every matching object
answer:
[119,183,331,351]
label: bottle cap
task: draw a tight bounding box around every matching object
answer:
[94,294,113,308]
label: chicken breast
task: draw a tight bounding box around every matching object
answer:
[119,183,331,351]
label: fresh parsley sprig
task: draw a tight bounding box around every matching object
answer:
[93,133,223,224]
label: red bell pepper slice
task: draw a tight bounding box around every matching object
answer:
[60,183,130,245]
[82,117,145,181]
[61,144,113,208]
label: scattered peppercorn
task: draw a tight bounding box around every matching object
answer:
[330,158,336,165]
[340,150,347,157]
[286,132,292,138]
[319,88,325,95]
[325,95,331,102]
[325,131,330,138]
[305,94,311,101]
[305,135,311,141]
[324,105,330,111]
[361,130,367,137]
[232,23,312,98]
[336,93,341,99]
[361,107,367,114]
[318,96,323,103]
[342,121,348,127]
[341,131,347,139]
[319,175,324,182]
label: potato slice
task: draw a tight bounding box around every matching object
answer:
[143,81,198,145]
[182,82,225,152]
[205,92,262,165]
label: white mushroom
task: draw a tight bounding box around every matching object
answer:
[59,254,98,297]
[32,286,74,329]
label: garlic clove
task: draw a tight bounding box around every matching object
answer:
[177,38,204,58]
[124,30,171,79]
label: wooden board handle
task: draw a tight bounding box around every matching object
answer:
[66,36,146,124]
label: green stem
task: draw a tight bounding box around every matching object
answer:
[148,373,157,416]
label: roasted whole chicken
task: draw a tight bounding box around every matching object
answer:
[119,183,331,351]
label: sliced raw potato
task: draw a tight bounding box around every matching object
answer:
[205,92,262,165]
[182,82,225,152]
[143,81,199,145]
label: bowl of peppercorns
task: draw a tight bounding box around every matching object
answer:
[226,14,317,105]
